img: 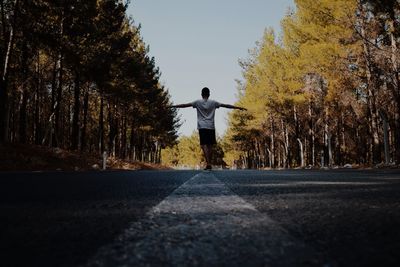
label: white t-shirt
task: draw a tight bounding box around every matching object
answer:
[192,99,221,129]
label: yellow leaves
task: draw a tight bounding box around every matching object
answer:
[286,1,358,105]
[293,0,356,47]
[161,145,179,166]
[235,27,308,131]
[221,0,400,166]
[299,43,338,71]
[224,0,360,165]
[161,132,204,168]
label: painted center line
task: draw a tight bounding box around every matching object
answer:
[86,172,320,266]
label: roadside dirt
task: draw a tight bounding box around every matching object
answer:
[0,144,169,171]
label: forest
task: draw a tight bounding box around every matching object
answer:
[0,0,179,164]
[163,0,400,169]
[2,0,399,170]
[223,0,400,169]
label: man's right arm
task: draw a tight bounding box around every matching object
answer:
[171,103,193,108]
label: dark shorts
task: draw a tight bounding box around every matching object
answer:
[199,129,216,145]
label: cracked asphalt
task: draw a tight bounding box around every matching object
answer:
[1,169,400,267]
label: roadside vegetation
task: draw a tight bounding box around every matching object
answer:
[1,1,398,170]
[0,0,178,169]
[162,132,225,169]
[223,0,400,169]
[163,0,400,170]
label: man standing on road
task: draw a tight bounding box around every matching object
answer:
[172,87,246,170]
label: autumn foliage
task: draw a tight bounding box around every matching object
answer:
[224,0,400,168]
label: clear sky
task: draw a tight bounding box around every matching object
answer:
[127,0,294,137]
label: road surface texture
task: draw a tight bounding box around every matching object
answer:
[1,169,400,267]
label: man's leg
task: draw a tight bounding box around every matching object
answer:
[205,144,212,166]
[201,144,212,168]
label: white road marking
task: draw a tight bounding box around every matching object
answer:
[86,172,320,267]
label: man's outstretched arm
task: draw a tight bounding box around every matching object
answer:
[220,103,247,111]
[171,103,192,108]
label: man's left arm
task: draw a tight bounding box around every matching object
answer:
[219,103,247,111]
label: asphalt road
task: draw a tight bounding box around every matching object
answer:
[215,170,400,267]
[1,169,400,267]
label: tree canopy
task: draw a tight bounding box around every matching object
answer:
[0,0,179,163]
[224,0,400,168]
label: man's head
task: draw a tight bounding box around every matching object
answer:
[201,87,210,99]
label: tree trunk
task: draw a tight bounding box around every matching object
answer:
[367,90,381,164]
[53,10,64,147]
[1,0,6,43]
[81,88,89,151]
[297,138,304,167]
[130,119,135,160]
[388,20,400,164]
[0,78,7,142]
[19,90,28,143]
[98,94,104,153]
[71,72,80,150]
[327,133,332,167]
[114,112,119,157]
[121,114,127,159]
[379,110,390,164]
[33,51,40,144]
[53,54,63,147]
[108,103,117,157]
[281,119,289,168]
[0,0,19,143]
[19,40,28,144]
[395,99,400,164]
[341,114,346,163]
[293,106,301,166]
[360,6,381,164]
[309,101,315,166]
[34,80,41,144]
[270,115,275,168]
[323,106,333,167]
[50,58,58,146]
[336,111,344,165]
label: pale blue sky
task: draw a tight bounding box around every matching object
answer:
[127,0,294,136]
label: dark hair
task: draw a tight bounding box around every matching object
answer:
[201,87,210,98]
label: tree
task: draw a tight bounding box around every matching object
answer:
[0,0,19,143]
[0,0,179,165]
[223,0,399,168]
